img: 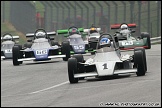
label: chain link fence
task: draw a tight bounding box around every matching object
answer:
[1,1,161,38]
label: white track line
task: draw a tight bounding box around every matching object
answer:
[28,81,69,94]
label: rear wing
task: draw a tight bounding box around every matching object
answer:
[83,28,101,33]
[26,31,56,38]
[57,28,84,35]
[110,23,136,29]
[1,35,19,40]
[57,28,84,37]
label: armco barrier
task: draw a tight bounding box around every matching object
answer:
[151,36,161,44]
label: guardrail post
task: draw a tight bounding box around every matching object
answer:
[138,1,141,36]
[157,1,161,37]
[103,1,110,33]
[147,1,150,33]
[121,1,126,22]
[87,1,96,26]
[80,1,89,28]
[111,1,118,23]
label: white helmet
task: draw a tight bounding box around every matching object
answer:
[3,35,13,41]
[35,31,46,38]
[120,24,128,30]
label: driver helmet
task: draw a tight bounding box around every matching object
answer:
[35,31,46,39]
[99,37,111,47]
[69,28,79,35]
[120,24,128,30]
[90,28,98,34]
[3,35,13,41]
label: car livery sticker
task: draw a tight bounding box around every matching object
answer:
[34,49,49,59]
[122,41,133,45]
[5,49,12,53]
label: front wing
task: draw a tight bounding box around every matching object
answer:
[74,61,137,78]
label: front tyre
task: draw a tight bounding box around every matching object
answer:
[12,46,20,66]
[73,54,85,80]
[134,47,147,71]
[62,41,71,61]
[68,58,78,83]
[134,50,146,76]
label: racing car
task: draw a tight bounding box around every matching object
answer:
[111,23,151,50]
[68,33,147,83]
[12,28,70,66]
[83,25,102,53]
[57,26,96,55]
[1,33,20,59]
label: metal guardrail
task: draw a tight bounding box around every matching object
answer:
[151,36,161,44]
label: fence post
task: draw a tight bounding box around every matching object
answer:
[80,1,89,28]
[147,1,150,33]
[103,1,110,33]
[75,1,84,28]
[55,1,65,29]
[2,1,5,22]
[130,1,135,23]
[138,1,141,36]
[121,1,126,22]
[87,1,96,26]
[65,1,76,26]
[111,1,118,23]
[157,1,161,37]
[62,1,71,28]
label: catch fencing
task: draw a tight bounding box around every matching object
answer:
[1,1,161,38]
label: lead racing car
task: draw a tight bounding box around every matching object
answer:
[111,23,151,50]
[1,33,20,59]
[12,28,70,66]
[67,33,147,83]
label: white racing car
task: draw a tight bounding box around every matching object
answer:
[83,25,101,52]
[67,33,147,83]
[1,33,20,60]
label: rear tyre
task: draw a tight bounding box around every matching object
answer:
[134,50,146,76]
[68,58,79,83]
[141,32,151,49]
[62,41,71,61]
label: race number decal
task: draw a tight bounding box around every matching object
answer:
[102,63,108,70]
[74,45,84,49]
[122,41,133,45]
[36,50,47,55]
[5,49,12,53]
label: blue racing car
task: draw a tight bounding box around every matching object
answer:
[12,28,70,66]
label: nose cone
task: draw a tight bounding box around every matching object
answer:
[72,44,85,54]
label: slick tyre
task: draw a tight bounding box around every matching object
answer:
[146,35,151,49]
[134,50,146,76]
[12,46,20,66]
[141,32,151,49]
[134,47,147,71]
[24,42,32,48]
[73,54,85,80]
[62,41,70,61]
[51,41,59,46]
[68,58,79,83]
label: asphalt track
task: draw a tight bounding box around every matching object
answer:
[1,44,161,107]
